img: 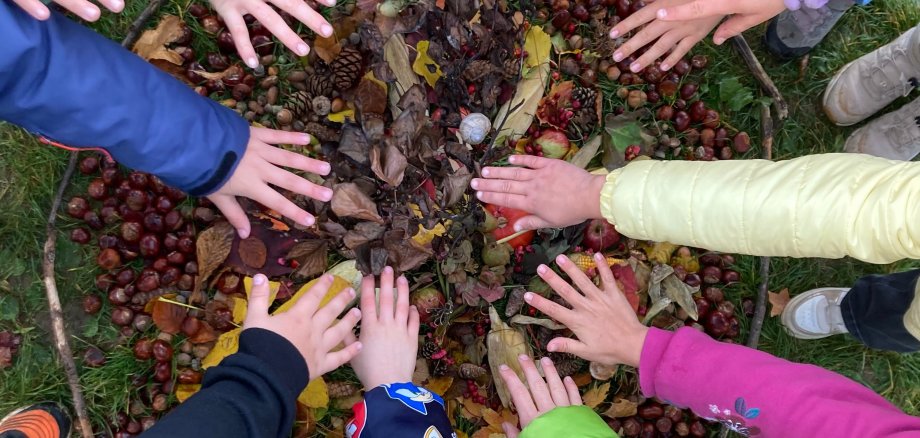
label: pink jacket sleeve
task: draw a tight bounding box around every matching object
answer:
[639,327,920,437]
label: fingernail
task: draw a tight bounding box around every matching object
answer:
[303,216,315,226]
[564,376,574,383]
[297,43,310,56]
[471,179,480,189]
[537,265,548,275]
[85,6,99,18]
[384,266,393,274]
[482,167,491,176]
[110,0,123,10]
[508,155,518,164]
[610,29,619,38]
[324,188,334,200]
[302,133,312,143]
[348,288,356,298]
[476,191,484,200]
[513,224,522,232]
[524,292,533,302]
[398,275,408,284]
[320,163,331,174]
[518,354,529,361]
[630,62,641,72]
[595,252,604,261]
[324,274,335,282]
[237,228,249,238]
[253,274,266,285]
[660,63,671,71]
[321,24,333,37]
[657,8,667,18]
[613,52,623,62]
[714,36,725,45]
[556,254,567,264]
[500,364,510,371]
[351,308,361,316]
[547,343,557,352]
[541,357,552,366]
[246,57,259,69]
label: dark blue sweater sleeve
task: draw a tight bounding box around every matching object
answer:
[141,328,309,438]
[345,382,454,438]
[0,3,249,196]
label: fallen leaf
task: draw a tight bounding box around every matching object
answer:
[238,237,267,269]
[150,296,187,335]
[582,382,611,409]
[568,134,602,169]
[504,287,526,317]
[426,376,454,396]
[298,378,329,409]
[603,398,638,418]
[383,229,433,272]
[441,164,473,208]
[230,296,248,324]
[175,384,201,403]
[355,75,389,115]
[384,35,421,116]
[769,288,791,317]
[370,141,408,187]
[589,361,618,381]
[509,315,566,330]
[495,26,551,141]
[273,275,353,315]
[253,212,290,232]
[201,327,241,369]
[286,240,328,279]
[194,222,236,298]
[331,183,383,223]
[412,358,430,387]
[132,15,185,64]
[610,263,641,313]
[645,242,679,265]
[313,36,342,63]
[412,40,443,87]
[487,307,534,408]
[189,320,218,344]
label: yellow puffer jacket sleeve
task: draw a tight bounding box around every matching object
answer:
[599,154,920,264]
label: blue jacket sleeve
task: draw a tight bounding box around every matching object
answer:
[141,328,309,438]
[0,3,249,196]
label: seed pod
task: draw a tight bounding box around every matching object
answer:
[458,363,487,379]
[327,381,359,398]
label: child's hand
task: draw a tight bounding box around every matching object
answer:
[526,254,649,368]
[12,0,123,21]
[654,0,787,46]
[499,355,582,438]
[347,267,420,390]
[244,273,363,377]
[207,127,332,239]
[608,0,722,72]
[209,0,336,68]
[472,155,606,232]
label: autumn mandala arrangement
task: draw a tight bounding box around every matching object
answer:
[34,0,761,436]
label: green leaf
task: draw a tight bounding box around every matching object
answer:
[718,77,754,112]
[0,295,18,321]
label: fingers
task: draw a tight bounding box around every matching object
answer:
[514,215,553,232]
[475,191,530,212]
[713,15,763,44]
[564,376,582,404]
[224,12,259,68]
[313,286,357,329]
[208,194,251,238]
[323,307,362,350]
[470,178,531,196]
[518,355,554,412]
[359,275,378,322]
[595,253,618,293]
[632,30,682,72]
[555,255,601,300]
[479,166,533,181]
[613,23,666,67]
[54,0,101,21]
[243,274,271,325]
[395,275,410,324]
[245,183,316,226]
[502,423,520,438]
[259,143,331,176]
[263,165,333,203]
[507,154,551,169]
[252,127,312,145]
[378,267,395,322]
[660,37,697,71]
[500,364,537,423]
[608,2,656,39]
[270,0,333,37]
[540,357,570,407]
[537,264,588,309]
[13,0,51,20]
[408,305,420,336]
[547,337,590,358]
[524,292,575,327]
[249,1,310,56]
[291,274,334,315]
[656,0,726,21]
[321,340,363,374]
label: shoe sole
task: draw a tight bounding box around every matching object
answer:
[780,287,849,340]
[763,18,815,61]
[822,59,862,126]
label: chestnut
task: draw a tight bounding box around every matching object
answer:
[658,80,678,97]
[177,274,195,291]
[184,261,198,275]
[640,422,655,438]
[675,422,690,437]
[153,361,172,383]
[673,111,690,132]
[152,258,170,273]
[95,273,116,292]
[111,306,134,326]
[140,417,156,431]
[121,222,143,244]
[702,109,720,129]
[181,316,201,337]
[166,251,186,266]
[701,265,722,285]
[722,269,740,284]
[684,273,701,288]
[688,101,706,123]
[690,421,706,437]
[673,58,691,75]
[217,30,236,53]
[664,406,684,424]
[108,287,130,306]
[126,171,148,189]
[163,234,179,252]
[727,317,742,338]
[251,35,274,56]
[693,296,710,319]
[152,393,169,412]
[126,420,141,435]
[656,417,673,433]
[125,189,149,211]
[177,368,203,384]
[152,339,173,362]
[704,310,730,337]
[115,269,136,286]
[161,267,181,287]
[87,178,107,200]
[691,55,709,69]
[733,132,751,153]
[66,197,89,219]
[679,83,697,100]
[622,418,641,437]
[153,196,174,214]
[143,212,165,233]
[177,236,195,254]
[83,294,103,314]
[741,297,755,317]
[718,301,735,318]
[133,314,153,332]
[704,287,724,303]
[719,146,734,160]
[83,211,104,230]
[79,156,99,175]
[638,402,664,420]
[656,105,674,121]
[136,273,160,293]
[193,207,215,223]
[101,167,121,187]
[97,248,122,270]
[70,228,92,245]
[139,234,161,258]
[216,272,241,294]
[188,3,208,18]
[698,253,722,267]
[164,209,184,231]
[133,338,153,360]
[100,206,120,225]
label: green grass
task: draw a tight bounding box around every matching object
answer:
[1,0,920,434]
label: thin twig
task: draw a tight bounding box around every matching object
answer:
[731,35,788,122]
[745,104,774,349]
[41,3,166,436]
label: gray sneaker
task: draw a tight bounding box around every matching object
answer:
[781,287,850,340]
[763,0,857,60]
[843,95,920,160]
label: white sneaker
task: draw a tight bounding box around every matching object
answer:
[843,95,920,160]
[823,23,920,126]
[781,287,850,340]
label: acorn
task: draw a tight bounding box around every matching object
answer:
[97,248,122,270]
[83,294,103,315]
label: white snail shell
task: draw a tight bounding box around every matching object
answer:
[459,113,491,144]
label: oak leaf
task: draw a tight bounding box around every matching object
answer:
[602,398,638,418]
[769,288,791,317]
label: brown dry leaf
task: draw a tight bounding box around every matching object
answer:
[132,15,185,64]
[149,59,196,86]
[509,315,566,330]
[384,35,420,116]
[151,297,188,335]
[582,382,611,409]
[572,372,593,387]
[412,358,430,387]
[313,36,342,63]
[487,306,534,408]
[441,163,473,208]
[461,397,484,419]
[238,237,267,269]
[194,222,236,296]
[189,321,219,344]
[343,222,386,249]
[769,288,791,317]
[370,141,408,187]
[287,240,328,279]
[355,76,389,115]
[313,7,369,62]
[331,183,383,223]
[603,398,638,418]
[383,230,433,272]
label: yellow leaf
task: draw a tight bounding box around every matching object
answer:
[272,275,352,315]
[327,109,355,123]
[523,25,551,70]
[486,307,534,408]
[231,296,248,324]
[298,378,329,409]
[602,398,638,418]
[582,382,611,409]
[495,26,551,142]
[327,260,363,292]
[412,40,443,87]
[175,383,201,403]
[426,376,454,396]
[461,397,484,419]
[201,327,242,369]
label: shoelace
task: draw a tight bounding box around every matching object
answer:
[861,40,919,100]
[885,111,920,152]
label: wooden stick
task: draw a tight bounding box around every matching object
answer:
[731,35,789,122]
[40,3,167,436]
[746,104,774,349]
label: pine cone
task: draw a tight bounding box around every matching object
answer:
[304,122,339,143]
[306,74,333,98]
[568,107,598,138]
[463,60,494,82]
[549,353,585,377]
[285,90,311,117]
[502,57,522,80]
[331,47,363,91]
[571,87,597,106]
[458,363,487,380]
[421,339,441,359]
[431,360,450,377]
[327,381,359,398]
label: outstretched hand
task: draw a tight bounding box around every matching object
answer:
[499,355,583,438]
[526,254,648,367]
[209,0,336,68]
[347,267,421,390]
[244,273,363,378]
[472,155,606,232]
[207,127,332,239]
[11,0,123,21]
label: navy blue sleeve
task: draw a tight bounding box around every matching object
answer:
[141,328,309,438]
[0,3,249,196]
[346,382,454,438]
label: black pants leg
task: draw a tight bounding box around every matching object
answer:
[840,269,920,352]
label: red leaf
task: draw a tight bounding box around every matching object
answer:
[151,299,188,335]
[611,264,640,313]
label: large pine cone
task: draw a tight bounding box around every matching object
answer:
[502,57,522,79]
[285,90,311,117]
[306,74,333,98]
[304,122,339,143]
[331,47,363,91]
[463,59,494,82]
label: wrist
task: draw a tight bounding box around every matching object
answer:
[625,326,649,368]
[585,174,606,219]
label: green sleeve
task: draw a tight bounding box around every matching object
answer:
[519,405,617,438]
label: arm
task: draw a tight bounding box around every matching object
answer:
[142,329,307,438]
[641,327,920,437]
[346,383,453,438]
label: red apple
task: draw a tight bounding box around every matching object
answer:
[484,204,535,250]
[582,219,620,252]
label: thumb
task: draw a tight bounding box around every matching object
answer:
[514,215,553,232]
[244,274,272,325]
[713,15,763,44]
[502,422,521,438]
[656,0,726,21]
[547,337,590,359]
